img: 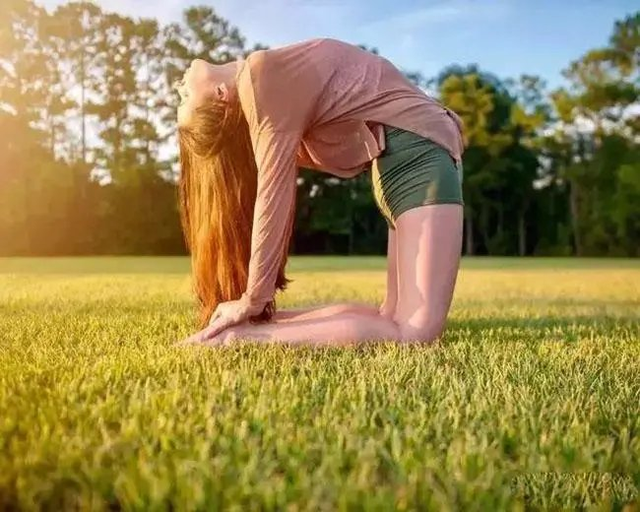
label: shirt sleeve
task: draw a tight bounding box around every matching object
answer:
[240,128,299,312]
[235,56,301,313]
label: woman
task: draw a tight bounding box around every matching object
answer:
[176,37,465,347]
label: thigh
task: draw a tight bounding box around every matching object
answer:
[393,203,463,342]
[373,126,464,229]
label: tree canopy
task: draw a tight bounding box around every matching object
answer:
[1,2,638,256]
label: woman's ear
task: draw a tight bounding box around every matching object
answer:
[214,83,229,102]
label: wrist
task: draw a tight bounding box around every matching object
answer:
[240,291,267,315]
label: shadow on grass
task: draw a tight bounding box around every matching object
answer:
[444,313,638,343]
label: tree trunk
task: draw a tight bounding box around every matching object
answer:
[80,48,86,165]
[479,205,489,252]
[518,210,526,256]
[50,119,55,156]
[569,180,582,256]
[465,209,474,255]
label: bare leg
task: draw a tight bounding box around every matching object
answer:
[271,302,380,323]
[175,303,384,346]
[181,204,462,348]
[224,310,401,346]
[379,227,398,320]
[274,226,398,324]
[393,203,463,342]
[251,229,395,324]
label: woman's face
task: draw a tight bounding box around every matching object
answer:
[176,59,227,128]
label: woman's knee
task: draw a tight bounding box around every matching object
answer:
[396,312,446,344]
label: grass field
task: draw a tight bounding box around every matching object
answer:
[1,256,638,510]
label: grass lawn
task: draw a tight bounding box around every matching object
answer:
[0,256,638,510]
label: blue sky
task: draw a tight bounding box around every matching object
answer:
[40,0,637,89]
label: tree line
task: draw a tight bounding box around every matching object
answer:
[1,1,638,257]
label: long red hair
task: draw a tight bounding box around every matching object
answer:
[177,93,293,330]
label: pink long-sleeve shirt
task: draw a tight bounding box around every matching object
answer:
[236,37,464,313]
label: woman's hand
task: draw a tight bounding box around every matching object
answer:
[205,297,255,337]
[174,325,237,346]
[174,296,263,346]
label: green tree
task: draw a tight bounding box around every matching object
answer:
[546,11,639,255]
[437,66,514,255]
[0,0,74,255]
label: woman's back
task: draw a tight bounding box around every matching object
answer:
[235,37,464,176]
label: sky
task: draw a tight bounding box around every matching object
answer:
[38,0,638,90]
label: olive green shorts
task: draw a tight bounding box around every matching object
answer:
[370,124,464,230]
